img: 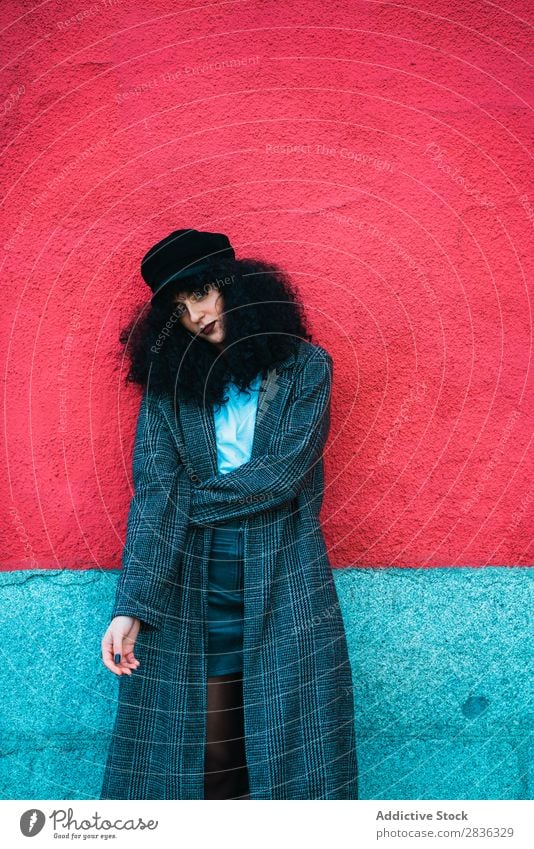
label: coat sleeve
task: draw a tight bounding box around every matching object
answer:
[189,348,333,525]
[110,388,191,632]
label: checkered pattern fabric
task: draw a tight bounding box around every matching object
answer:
[100,341,358,799]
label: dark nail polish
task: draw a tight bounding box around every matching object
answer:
[114,653,121,664]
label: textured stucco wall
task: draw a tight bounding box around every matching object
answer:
[2,0,533,570]
[0,567,531,800]
[1,0,532,801]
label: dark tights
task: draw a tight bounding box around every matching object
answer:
[204,673,250,799]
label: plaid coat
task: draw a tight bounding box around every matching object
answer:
[100,340,358,800]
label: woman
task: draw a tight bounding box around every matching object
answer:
[100,229,358,800]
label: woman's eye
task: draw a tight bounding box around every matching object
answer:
[192,290,204,301]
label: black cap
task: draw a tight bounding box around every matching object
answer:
[141,228,235,300]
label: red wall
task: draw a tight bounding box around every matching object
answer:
[2,1,532,570]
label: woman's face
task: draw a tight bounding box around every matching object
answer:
[174,284,226,349]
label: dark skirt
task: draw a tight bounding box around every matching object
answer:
[205,518,245,677]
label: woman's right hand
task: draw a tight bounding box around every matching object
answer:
[101,616,141,676]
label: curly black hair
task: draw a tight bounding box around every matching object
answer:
[119,255,313,409]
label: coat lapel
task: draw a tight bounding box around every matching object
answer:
[158,347,299,478]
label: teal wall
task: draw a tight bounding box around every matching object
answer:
[0,567,531,800]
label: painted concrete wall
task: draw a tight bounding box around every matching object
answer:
[2,0,533,570]
[1,0,532,800]
[0,568,531,800]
